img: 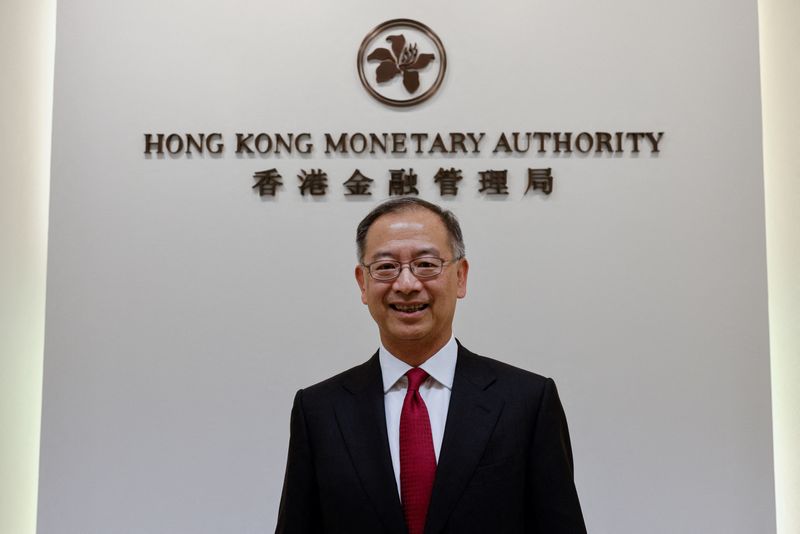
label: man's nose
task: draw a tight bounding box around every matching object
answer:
[393,265,423,292]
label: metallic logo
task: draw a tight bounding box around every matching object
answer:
[357,19,447,108]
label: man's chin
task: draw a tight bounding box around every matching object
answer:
[382,326,433,348]
[387,330,429,343]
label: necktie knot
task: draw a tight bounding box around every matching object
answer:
[406,368,429,392]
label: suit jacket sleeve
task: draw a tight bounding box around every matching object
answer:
[275,389,322,534]
[526,378,586,533]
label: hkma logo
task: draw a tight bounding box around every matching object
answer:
[357,19,447,108]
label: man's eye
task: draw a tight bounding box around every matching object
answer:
[374,262,398,271]
[413,260,437,268]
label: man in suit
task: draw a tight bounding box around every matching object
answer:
[276,198,586,534]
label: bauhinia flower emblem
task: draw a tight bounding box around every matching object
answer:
[367,34,435,94]
[357,19,446,107]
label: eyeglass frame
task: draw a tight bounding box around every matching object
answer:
[360,255,464,281]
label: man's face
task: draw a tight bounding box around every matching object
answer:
[355,208,469,359]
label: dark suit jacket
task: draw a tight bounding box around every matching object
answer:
[276,343,586,534]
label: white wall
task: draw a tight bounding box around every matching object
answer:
[0,1,56,534]
[36,1,776,533]
[3,1,797,533]
[759,1,800,533]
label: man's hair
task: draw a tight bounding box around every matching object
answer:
[356,197,466,262]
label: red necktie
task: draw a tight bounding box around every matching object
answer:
[400,368,436,534]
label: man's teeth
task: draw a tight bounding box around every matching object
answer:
[393,304,427,312]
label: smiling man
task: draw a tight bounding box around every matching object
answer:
[276,198,586,534]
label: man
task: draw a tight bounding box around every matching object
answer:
[276,198,586,534]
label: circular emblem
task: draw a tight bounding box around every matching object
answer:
[357,19,447,108]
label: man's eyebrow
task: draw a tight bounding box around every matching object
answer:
[413,247,439,257]
[369,247,440,260]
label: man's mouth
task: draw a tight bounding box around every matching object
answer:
[390,303,429,313]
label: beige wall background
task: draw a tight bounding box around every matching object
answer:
[0,1,795,533]
[0,1,56,534]
[759,1,800,533]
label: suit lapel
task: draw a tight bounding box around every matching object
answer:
[425,344,504,534]
[334,353,407,534]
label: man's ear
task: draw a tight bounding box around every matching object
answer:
[355,264,368,304]
[456,258,469,299]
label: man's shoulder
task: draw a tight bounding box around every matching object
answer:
[457,343,553,392]
[297,352,381,402]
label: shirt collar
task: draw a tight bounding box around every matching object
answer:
[379,336,458,393]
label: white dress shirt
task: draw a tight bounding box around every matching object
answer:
[379,336,458,498]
